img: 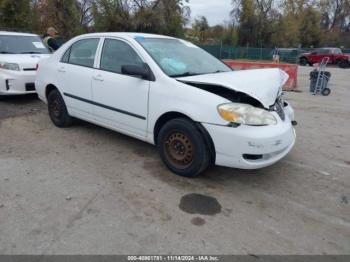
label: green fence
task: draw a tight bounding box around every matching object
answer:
[199,45,350,64]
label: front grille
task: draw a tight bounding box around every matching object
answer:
[275,101,285,121]
[243,154,263,160]
[271,97,286,121]
[25,83,35,91]
[5,79,10,90]
[23,68,36,71]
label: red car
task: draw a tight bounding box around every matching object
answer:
[299,48,350,68]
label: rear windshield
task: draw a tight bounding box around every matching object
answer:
[0,35,50,54]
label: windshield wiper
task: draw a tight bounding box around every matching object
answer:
[209,70,229,74]
[170,72,200,78]
[20,51,42,54]
[0,51,15,54]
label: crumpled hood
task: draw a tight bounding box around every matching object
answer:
[177,68,289,108]
[0,54,51,70]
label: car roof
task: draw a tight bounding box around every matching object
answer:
[76,32,176,40]
[0,31,39,37]
[317,47,340,50]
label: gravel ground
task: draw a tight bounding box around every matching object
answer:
[0,66,349,255]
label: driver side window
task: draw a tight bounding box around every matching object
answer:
[100,39,143,74]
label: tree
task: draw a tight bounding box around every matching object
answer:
[193,16,209,43]
[233,0,259,46]
[131,0,190,36]
[320,0,350,46]
[92,0,131,32]
[0,0,32,31]
[154,0,190,36]
[92,0,189,37]
[35,0,82,39]
[78,0,94,30]
[299,6,322,47]
[321,0,350,32]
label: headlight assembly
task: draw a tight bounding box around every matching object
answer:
[0,62,20,71]
[218,103,277,126]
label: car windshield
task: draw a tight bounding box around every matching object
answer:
[0,35,50,54]
[136,38,231,77]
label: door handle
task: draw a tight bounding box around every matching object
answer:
[93,75,104,82]
[58,67,66,73]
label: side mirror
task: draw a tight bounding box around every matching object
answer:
[121,63,155,81]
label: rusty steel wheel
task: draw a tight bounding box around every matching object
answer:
[157,118,211,177]
[164,131,194,169]
[49,99,62,119]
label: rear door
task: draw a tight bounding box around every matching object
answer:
[320,49,332,63]
[57,38,101,118]
[91,38,150,138]
[309,50,320,64]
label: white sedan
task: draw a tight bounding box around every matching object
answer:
[35,33,296,177]
[0,31,50,96]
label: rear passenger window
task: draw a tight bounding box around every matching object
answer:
[61,48,70,63]
[67,38,99,68]
[100,39,143,74]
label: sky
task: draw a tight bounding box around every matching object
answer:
[187,0,232,26]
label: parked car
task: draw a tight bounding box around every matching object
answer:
[270,48,307,64]
[299,48,350,68]
[35,33,296,177]
[0,31,51,96]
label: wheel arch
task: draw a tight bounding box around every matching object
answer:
[299,56,308,63]
[45,84,59,99]
[153,111,216,163]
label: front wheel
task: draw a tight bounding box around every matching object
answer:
[47,89,73,127]
[157,118,211,177]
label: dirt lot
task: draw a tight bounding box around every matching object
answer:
[0,67,349,255]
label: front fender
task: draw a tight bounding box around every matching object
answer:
[147,79,230,142]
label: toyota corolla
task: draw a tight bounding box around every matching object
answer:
[35,33,296,177]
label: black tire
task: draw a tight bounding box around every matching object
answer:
[321,88,331,96]
[47,89,73,127]
[299,57,308,66]
[157,118,211,177]
[338,60,349,69]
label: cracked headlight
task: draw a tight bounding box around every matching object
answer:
[218,103,277,126]
[0,62,20,71]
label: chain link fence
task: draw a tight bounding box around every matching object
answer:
[199,45,350,64]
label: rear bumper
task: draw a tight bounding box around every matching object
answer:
[203,109,296,170]
[0,70,37,95]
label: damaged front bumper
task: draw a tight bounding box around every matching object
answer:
[203,105,296,170]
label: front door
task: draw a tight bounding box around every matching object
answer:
[91,38,150,138]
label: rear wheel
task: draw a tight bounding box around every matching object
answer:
[157,118,211,177]
[47,89,73,127]
[338,60,349,69]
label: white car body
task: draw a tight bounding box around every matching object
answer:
[0,32,50,95]
[35,33,296,171]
